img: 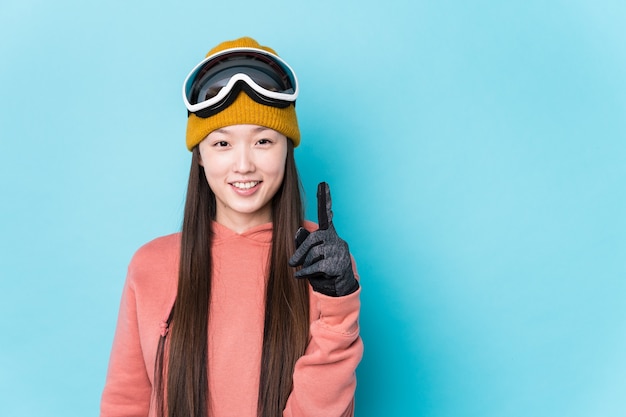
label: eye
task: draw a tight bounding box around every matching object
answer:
[257,138,273,145]
[213,140,229,147]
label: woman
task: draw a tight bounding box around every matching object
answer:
[100,37,363,417]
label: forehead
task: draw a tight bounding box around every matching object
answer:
[209,125,283,137]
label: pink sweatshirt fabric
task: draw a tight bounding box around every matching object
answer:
[100,221,363,417]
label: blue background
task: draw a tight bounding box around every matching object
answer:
[1,1,625,416]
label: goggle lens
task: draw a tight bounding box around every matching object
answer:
[183,49,298,116]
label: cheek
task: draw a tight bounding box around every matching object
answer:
[274,166,286,186]
[268,152,287,183]
[201,157,229,187]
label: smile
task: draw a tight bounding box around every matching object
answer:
[231,181,260,190]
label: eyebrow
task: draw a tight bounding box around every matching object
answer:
[213,126,274,134]
[250,126,274,134]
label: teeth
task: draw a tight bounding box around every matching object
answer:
[232,181,259,190]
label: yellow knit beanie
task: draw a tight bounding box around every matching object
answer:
[185,37,300,150]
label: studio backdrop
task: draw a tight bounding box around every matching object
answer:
[1,1,625,416]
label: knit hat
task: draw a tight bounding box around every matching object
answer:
[185,37,300,150]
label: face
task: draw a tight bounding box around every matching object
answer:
[198,124,288,232]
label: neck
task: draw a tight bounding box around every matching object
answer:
[215,209,272,234]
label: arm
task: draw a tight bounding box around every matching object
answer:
[100,264,152,417]
[286,183,364,416]
[283,277,363,417]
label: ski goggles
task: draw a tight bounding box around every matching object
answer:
[183,47,299,118]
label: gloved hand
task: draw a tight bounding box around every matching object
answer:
[288,182,360,297]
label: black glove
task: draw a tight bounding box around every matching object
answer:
[288,182,359,297]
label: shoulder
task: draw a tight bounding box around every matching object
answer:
[127,233,181,285]
[132,233,180,263]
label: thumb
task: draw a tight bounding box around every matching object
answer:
[289,227,310,267]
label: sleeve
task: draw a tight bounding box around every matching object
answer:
[283,261,364,417]
[100,263,152,417]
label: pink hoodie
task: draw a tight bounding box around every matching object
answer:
[100,221,363,417]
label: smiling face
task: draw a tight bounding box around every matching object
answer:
[198,124,288,232]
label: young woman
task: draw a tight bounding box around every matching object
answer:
[100,37,363,417]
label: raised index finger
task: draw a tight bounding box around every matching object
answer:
[317,181,333,230]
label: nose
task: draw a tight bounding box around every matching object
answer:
[233,146,255,173]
